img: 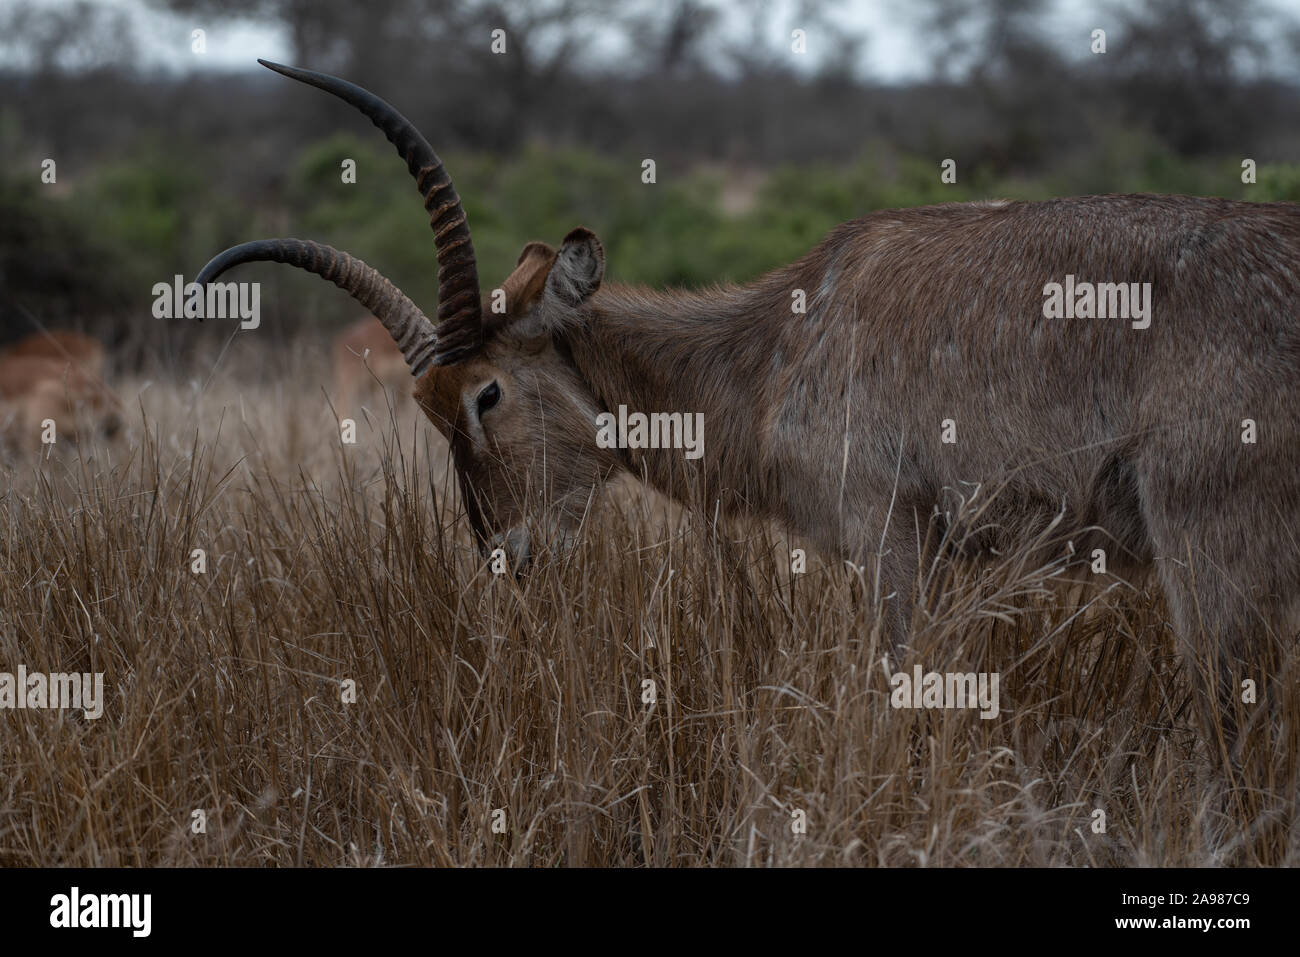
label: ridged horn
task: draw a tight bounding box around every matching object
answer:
[258,59,481,367]
[194,239,438,377]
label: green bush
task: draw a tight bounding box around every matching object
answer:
[24,130,1300,334]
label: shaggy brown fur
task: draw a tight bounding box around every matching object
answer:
[199,63,1296,762]
[415,198,1300,757]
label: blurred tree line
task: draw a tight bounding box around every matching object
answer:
[5,0,1300,352]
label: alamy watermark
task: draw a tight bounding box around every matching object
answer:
[595,405,704,460]
[153,275,261,329]
[50,887,150,937]
[889,665,1000,719]
[1042,274,1152,329]
[0,666,105,719]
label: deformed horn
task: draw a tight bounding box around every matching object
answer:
[195,239,438,376]
[258,59,481,367]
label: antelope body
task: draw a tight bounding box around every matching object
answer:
[197,61,1300,755]
[2,329,107,375]
[0,330,119,443]
[332,315,410,414]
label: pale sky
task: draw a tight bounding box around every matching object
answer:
[5,0,1300,83]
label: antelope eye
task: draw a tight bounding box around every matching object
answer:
[476,380,501,415]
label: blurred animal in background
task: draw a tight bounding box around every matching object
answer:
[331,315,410,417]
[0,329,121,447]
[3,329,107,375]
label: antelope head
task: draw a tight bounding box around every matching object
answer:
[195,61,622,570]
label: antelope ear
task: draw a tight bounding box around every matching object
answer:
[488,241,556,336]
[516,240,557,270]
[545,228,605,306]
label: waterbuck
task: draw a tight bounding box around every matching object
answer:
[196,60,1300,757]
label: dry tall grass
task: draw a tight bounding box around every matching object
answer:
[0,336,1296,867]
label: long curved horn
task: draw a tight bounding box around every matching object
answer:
[258,59,481,367]
[195,239,438,377]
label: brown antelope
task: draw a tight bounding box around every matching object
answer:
[3,329,107,376]
[331,314,410,415]
[196,60,1300,757]
[0,330,120,444]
